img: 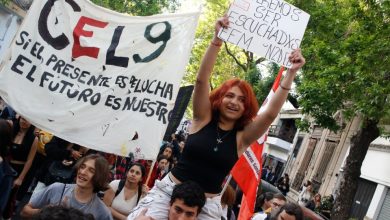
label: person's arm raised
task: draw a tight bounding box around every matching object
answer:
[240,49,305,150]
[192,17,229,128]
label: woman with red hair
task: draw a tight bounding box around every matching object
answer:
[127,16,305,220]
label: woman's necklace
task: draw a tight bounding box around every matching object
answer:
[214,124,232,152]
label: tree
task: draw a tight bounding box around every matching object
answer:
[90,0,179,16]
[184,0,245,88]
[292,0,390,218]
[0,0,9,5]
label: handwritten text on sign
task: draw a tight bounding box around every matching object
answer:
[0,0,200,159]
[218,0,310,67]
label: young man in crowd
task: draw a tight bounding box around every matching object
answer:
[134,181,206,220]
[147,155,169,188]
[269,203,303,220]
[21,154,113,220]
[252,193,287,220]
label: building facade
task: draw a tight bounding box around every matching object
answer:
[285,112,390,219]
[262,101,302,183]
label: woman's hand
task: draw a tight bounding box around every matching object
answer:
[142,184,149,195]
[13,177,23,188]
[212,16,229,45]
[288,48,305,73]
[71,149,82,160]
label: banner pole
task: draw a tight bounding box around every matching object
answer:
[221,175,232,195]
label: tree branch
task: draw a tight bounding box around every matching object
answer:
[224,42,247,72]
[255,57,266,64]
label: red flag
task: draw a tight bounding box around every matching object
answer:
[238,195,251,220]
[231,67,284,219]
[233,141,264,219]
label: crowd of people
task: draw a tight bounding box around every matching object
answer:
[261,165,331,218]
[0,15,309,220]
[0,112,187,220]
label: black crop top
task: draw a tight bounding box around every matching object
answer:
[10,143,31,162]
[171,120,238,194]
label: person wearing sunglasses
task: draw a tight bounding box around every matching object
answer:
[252,193,286,220]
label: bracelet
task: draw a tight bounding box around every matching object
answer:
[279,83,291,91]
[210,41,222,47]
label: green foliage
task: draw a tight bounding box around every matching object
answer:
[320,195,334,211]
[316,195,334,219]
[292,0,390,132]
[295,119,311,132]
[184,0,245,89]
[90,0,179,15]
[251,63,276,105]
[0,0,9,6]
[291,0,389,217]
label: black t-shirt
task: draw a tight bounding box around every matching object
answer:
[171,120,238,194]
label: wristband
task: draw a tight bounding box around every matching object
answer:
[279,83,291,90]
[211,41,222,47]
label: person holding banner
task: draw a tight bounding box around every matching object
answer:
[127,16,305,220]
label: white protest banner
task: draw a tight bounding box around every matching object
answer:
[0,0,200,159]
[218,0,310,67]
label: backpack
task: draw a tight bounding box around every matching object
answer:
[44,160,74,185]
[115,179,142,204]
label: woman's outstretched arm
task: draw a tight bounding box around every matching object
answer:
[191,17,229,131]
[240,49,305,151]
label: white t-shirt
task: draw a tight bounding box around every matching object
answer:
[251,212,267,220]
[222,206,228,220]
[298,189,312,206]
[109,180,138,215]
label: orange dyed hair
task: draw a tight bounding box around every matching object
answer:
[209,79,259,130]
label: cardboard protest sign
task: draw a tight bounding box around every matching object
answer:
[0,0,200,159]
[218,0,310,67]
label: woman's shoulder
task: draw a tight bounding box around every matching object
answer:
[188,118,215,135]
[109,179,121,190]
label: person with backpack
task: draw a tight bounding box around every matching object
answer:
[103,163,147,220]
[32,136,87,197]
[21,154,112,220]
